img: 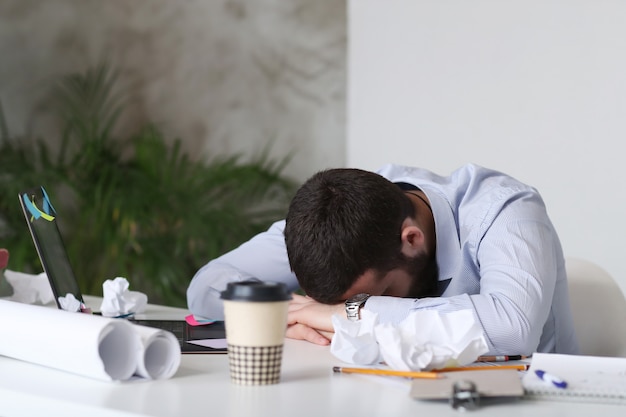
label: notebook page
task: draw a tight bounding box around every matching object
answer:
[522,353,626,403]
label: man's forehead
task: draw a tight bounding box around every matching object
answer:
[340,269,385,300]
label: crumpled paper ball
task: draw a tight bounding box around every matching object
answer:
[330,309,380,365]
[3,270,55,305]
[100,277,148,317]
[58,292,83,312]
[330,308,488,371]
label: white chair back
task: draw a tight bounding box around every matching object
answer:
[566,257,626,357]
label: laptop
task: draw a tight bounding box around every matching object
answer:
[18,186,226,354]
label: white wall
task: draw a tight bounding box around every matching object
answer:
[348,0,626,293]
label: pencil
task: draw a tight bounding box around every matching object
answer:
[332,366,444,379]
[433,364,529,372]
[476,355,528,362]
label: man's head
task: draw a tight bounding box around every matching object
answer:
[284,168,438,304]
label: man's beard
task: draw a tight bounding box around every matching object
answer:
[400,252,440,298]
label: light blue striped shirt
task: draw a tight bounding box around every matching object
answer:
[187,164,579,355]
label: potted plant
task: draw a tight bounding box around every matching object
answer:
[0,64,296,306]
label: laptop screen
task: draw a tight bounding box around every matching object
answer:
[17,186,227,353]
[18,187,84,308]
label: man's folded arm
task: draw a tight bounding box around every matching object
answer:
[364,219,561,355]
[187,220,298,319]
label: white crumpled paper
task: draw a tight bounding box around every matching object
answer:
[3,269,54,305]
[330,309,488,371]
[99,277,148,317]
[58,293,83,312]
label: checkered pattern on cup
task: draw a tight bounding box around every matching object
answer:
[227,344,284,385]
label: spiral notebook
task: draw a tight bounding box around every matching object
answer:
[523,353,626,403]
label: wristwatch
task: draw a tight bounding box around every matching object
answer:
[345,293,370,321]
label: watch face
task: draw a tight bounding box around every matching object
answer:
[348,293,370,304]
[345,293,370,321]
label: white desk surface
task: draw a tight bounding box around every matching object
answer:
[1,297,625,417]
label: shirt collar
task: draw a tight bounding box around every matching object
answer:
[419,187,461,282]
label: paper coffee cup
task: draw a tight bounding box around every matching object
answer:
[221,280,291,385]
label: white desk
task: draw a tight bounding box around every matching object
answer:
[1,298,625,417]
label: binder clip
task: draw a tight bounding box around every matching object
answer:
[450,380,480,411]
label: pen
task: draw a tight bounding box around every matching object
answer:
[433,364,529,372]
[332,366,444,379]
[535,369,568,389]
[476,355,528,362]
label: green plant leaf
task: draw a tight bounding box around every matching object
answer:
[0,64,297,306]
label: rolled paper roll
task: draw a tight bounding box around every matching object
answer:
[133,324,181,380]
[0,299,140,382]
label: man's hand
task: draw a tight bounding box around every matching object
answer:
[286,293,344,346]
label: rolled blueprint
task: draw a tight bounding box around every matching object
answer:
[0,299,140,381]
[133,324,181,380]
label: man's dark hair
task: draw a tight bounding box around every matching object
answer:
[284,168,415,303]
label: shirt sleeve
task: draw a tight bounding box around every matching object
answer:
[186,220,299,319]
[364,205,561,355]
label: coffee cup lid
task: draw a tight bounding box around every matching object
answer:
[220,280,292,302]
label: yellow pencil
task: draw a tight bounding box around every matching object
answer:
[332,366,444,379]
[432,364,529,372]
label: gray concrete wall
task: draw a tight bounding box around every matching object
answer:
[0,0,346,182]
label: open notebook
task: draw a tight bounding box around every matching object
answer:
[523,353,626,404]
[18,186,226,354]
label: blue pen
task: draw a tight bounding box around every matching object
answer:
[535,369,568,389]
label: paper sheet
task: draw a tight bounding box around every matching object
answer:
[187,338,229,350]
[0,299,181,382]
[522,353,626,403]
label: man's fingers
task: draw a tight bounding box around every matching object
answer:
[285,323,330,346]
[318,329,335,340]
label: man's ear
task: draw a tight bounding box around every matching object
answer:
[400,219,425,257]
